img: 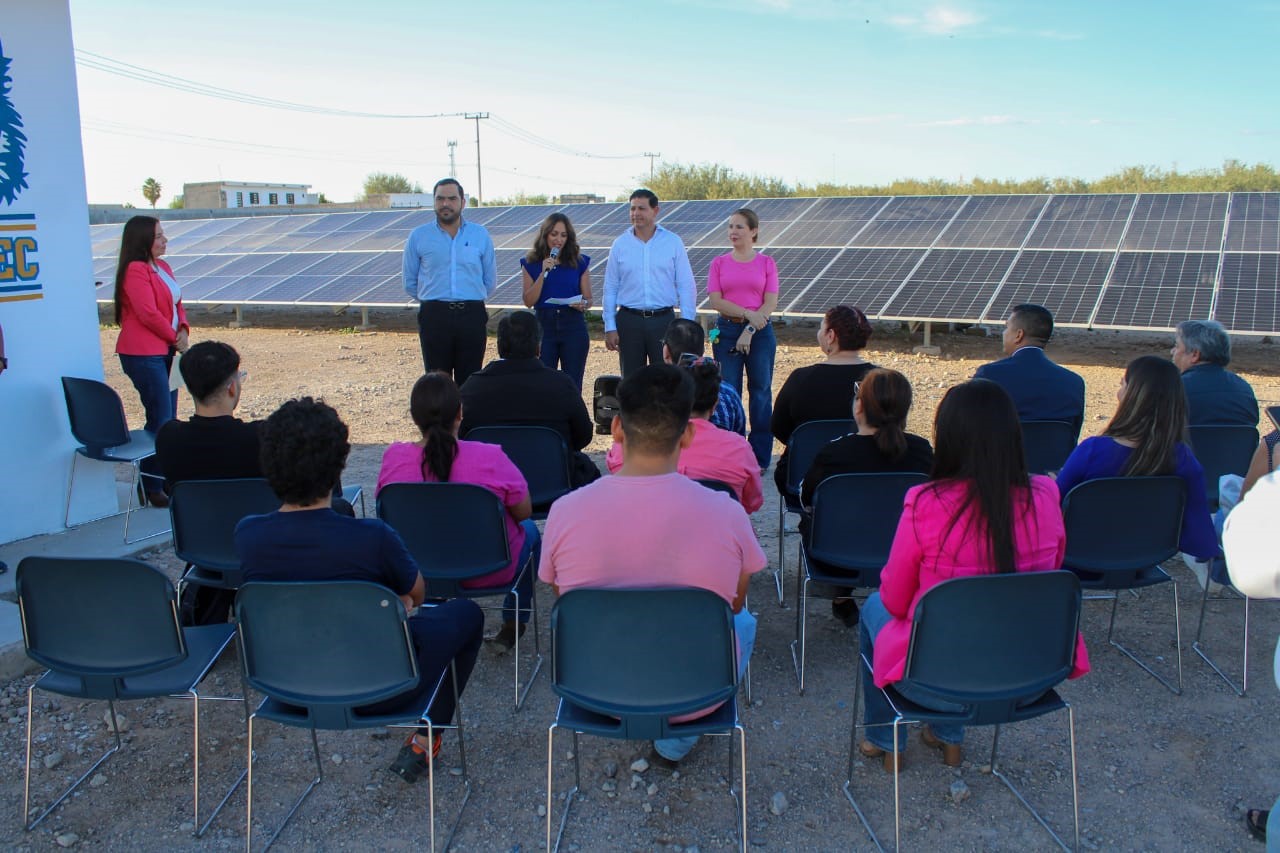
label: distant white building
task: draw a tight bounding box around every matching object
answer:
[183,181,318,209]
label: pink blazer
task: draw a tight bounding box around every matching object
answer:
[871,475,1090,687]
[115,259,188,356]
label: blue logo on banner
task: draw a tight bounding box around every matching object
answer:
[0,38,29,206]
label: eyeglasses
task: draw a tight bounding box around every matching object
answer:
[852,381,861,400]
[676,353,718,370]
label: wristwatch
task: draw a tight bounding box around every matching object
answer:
[743,324,756,334]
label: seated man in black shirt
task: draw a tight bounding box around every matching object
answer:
[460,310,601,487]
[235,397,483,784]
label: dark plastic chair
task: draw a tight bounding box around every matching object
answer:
[545,588,746,852]
[236,581,469,852]
[377,482,542,710]
[793,472,926,694]
[17,556,242,836]
[1187,424,1259,510]
[1020,420,1079,475]
[776,418,853,605]
[60,376,167,544]
[845,571,1082,852]
[467,425,572,518]
[170,478,280,592]
[696,478,737,497]
[1061,476,1186,694]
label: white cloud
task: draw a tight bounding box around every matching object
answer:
[888,4,982,35]
[914,115,1038,127]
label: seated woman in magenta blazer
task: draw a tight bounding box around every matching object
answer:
[858,380,1090,771]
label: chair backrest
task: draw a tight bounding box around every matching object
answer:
[808,473,927,581]
[376,482,511,594]
[1020,420,1078,475]
[1061,476,1185,578]
[466,425,572,509]
[16,557,187,698]
[550,587,737,740]
[1188,424,1260,508]
[61,376,131,451]
[170,478,281,576]
[784,419,855,495]
[695,478,737,498]
[902,571,1082,725]
[235,581,419,729]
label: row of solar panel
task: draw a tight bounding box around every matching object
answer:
[90,192,1280,256]
[91,243,1280,333]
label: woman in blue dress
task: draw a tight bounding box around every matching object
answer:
[521,213,592,390]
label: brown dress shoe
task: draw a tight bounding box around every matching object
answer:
[146,490,170,509]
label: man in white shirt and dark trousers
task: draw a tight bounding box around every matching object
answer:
[403,178,497,386]
[603,189,698,378]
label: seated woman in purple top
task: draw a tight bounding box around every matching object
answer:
[521,213,592,391]
[377,372,540,650]
[1055,355,1218,560]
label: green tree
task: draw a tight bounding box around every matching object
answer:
[141,177,162,208]
[167,194,184,209]
[645,162,791,200]
[362,172,422,197]
[485,191,549,206]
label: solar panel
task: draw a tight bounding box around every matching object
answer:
[769,197,889,247]
[574,204,633,248]
[1122,193,1229,252]
[93,256,116,278]
[166,254,241,277]
[557,203,620,230]
[686,246,723,307]
[879,249,1017,321]
[181,274,248,302]
[237,274,334,304]
[1023,194,1135,250]
[935,194,1048,249]
[247,252,337,276]
[1213,253,1280,333]
[459,205,517,225]
[760,248,842,309]
[1224,192,1280,252]
[850,196,968,248]
[784,248,925,316]
[165,218,242,253]
[328,276,415,307]
[1091,251,1218,329]
[197,275,292,303]
[982,250,1114,326]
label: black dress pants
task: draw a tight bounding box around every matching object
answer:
[417,300,488,386]
[615,307,673,379]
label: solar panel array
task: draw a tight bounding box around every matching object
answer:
[91,191,1280,333]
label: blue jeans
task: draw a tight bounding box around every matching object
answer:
[712,319,776,469]
[503,520,540,624]
[119,353,177,489]
[537,306,589,392]
[859,592,964,751]
[653,608,756,761]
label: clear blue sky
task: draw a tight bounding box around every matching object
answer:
[68,0,1280,206]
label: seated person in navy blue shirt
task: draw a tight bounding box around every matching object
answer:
[235,397,483,785]
[662,318,745,436]
[1172,319,1258,427]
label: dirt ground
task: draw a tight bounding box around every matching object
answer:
[2,306,1279,851]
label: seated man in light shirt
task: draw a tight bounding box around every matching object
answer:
[602,189,698,378]
[540,364,765,765]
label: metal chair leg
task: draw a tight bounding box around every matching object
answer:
[546,721,581,853]
[191,688,247,838]
[1193,582,1251,696]
[513,565,544,712]
[774,504,786,605]
[24,691,124,831]
[1105,574,1183,695]
[987,709,1079,852]
[246,717,324,853]
[789,568,810,693]
[734,723,748,852]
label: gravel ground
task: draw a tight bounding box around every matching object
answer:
[1,308,1278,851]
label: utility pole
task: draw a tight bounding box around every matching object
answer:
[447,140,458,178]
[464,113,489,204]
[643,152,661,181]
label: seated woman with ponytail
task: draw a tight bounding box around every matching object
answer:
[377,372,538,650]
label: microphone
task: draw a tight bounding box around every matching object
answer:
[546,245,560,276]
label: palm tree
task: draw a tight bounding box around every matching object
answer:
[142,177,162,208]
[0,39,29,206]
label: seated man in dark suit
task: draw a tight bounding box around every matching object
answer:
[1173,319,1258,426]
[662,318,746,436]
[460,310,601,487]
[974,304,1086,438]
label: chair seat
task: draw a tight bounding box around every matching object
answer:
[253,695,428,730]
[882,683,1066,728]
[554,695,738,741]
[801,544,880,586]
[1066,563,1170,591]
[76,430,156,464]
[35,623,235,701]
[183,565,243,589]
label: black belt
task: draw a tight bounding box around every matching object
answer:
[619,305,674,318]
[425,299,484,310]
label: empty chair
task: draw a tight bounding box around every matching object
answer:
[170,477,280,592]
[1020,420,1078,475]
[546,588,747,852]
[775,418,853,604]
[236,581,469,852]
[845,572,1083,852]
[467,424,572,518]
[1187,424,1259,510]
[60,376,167,543]
[18,556,241,835]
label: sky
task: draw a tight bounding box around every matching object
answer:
[67,0,1280,207]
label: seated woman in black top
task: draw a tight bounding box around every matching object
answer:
[800,368,933,626]
[772,305,878,493]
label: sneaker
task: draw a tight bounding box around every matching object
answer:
[388,733,442,784]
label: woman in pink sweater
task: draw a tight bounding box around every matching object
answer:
[857,379,1089,770]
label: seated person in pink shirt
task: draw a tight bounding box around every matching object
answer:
[377,372,538,651]
[541,364,767,765]
[605,357,764,513]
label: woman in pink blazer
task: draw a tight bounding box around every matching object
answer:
[113,215,189,506]
[857,379,1090,771]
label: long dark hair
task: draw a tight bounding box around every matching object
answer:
[112,215,158,324]
[929,379,1030,574]
[1104,355,1188,476]
[857,368,912,460]
[409,372,461,482]
[527,212,581,268]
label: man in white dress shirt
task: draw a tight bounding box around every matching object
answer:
[602,189,698,378]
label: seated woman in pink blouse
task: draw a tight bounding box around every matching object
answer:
[377,372,538,650]
[858,379,1090,770]
[606,357,763,513]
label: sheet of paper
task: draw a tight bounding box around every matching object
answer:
[544,295,583,306]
